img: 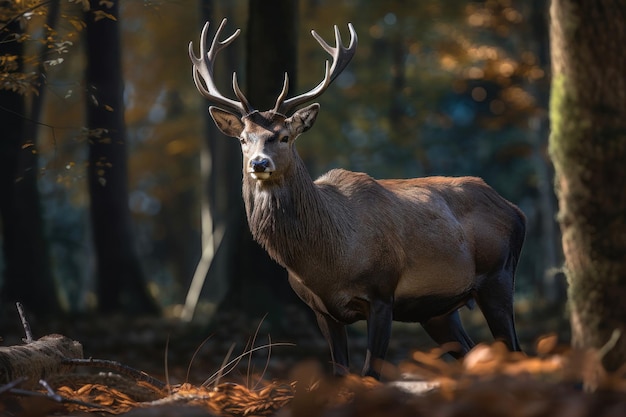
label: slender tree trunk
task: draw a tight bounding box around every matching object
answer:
[84,0,158,314]
[184,1,247,321]
[0,3,60,315]
[549,0,626,371]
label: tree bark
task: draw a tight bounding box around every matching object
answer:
[84,0,159,314]
[549,0,626,371]
[0,334,82,386]
[0,2,60,315]
[231,0,301,308]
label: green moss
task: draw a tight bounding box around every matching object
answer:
[548,74,593,167]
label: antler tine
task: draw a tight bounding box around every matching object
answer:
[189,19,253,115]
[232,72,252,111]
[272,73,291,112]
[313,23,358,82]
[275,23,357,115]
[271,64,331,114]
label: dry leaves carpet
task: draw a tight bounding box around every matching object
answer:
[2,334,626,417]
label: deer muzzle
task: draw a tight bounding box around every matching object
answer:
[249,157,273,180]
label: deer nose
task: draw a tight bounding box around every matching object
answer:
[250,158,271,172]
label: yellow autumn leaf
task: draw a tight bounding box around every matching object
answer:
[93,10,117,22]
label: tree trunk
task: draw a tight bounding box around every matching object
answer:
[0,3,60,315]
[211,0,317,336]
[549,0,626,371]
[84,0,159,315]
[245,0,298,110]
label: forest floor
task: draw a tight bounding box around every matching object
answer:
[1,300,625,416]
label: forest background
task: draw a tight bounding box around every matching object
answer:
[0,0,565,379]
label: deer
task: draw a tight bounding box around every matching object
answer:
[189,19,526,379]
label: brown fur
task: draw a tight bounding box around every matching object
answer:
[208,106,526,379]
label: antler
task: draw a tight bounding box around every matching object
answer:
[189,19,252,116]
[273,23,358,116]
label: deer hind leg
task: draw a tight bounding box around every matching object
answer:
[421,309,475,358]
[475,264,522,352]
[315,312,350,376]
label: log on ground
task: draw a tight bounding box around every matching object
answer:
[0,334,83,386]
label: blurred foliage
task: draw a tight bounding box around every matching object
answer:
[0,1,76,95]
[0,0,559,314]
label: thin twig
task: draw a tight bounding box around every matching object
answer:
[164,335,171,396]
[185,334,214,383]
[253,334,273,391]
[247,315,267,388]
[202,342,296,387]
[39,379,63,402]
[15,302,33,343]
[0,377,28,394]
[211,342,237,389]
[0,1,52,34]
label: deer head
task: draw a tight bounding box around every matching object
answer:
[189,19,357,182]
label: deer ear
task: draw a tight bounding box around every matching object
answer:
[209,106,244,138]
[287,103,320,136]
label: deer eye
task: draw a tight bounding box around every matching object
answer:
[280,135,289,143]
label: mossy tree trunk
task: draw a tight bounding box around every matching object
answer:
[549,0,626,371]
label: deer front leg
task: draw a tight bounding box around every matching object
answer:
[315,312,350,376]
[363,297,393,379]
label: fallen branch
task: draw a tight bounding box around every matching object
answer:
[0,334,83,386]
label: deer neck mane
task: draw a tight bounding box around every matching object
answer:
[242,152,344,270]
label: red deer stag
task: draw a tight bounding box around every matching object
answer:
[189,19,525,378]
